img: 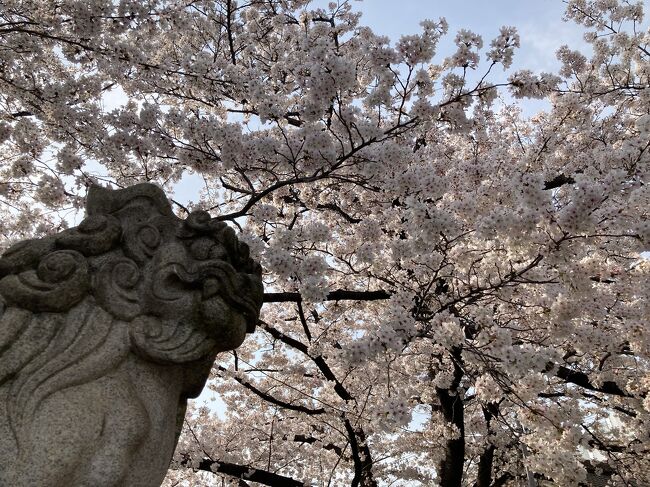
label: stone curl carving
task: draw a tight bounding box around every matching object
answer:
[0,183,263,487]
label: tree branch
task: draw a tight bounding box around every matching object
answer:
[218,365,326,415]
[225,0,237,65]
[548,363,633,397]
[263,289,391,303]
[179,455,305,486]
[291,434,345,457]
[543,173,575,190]
[259,321,352,401]
[316,203,361,223]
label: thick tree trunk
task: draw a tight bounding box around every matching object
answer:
[435,346,465,487]
[344,418,378,487]
[476,403,499,487]
[476,444,495,487]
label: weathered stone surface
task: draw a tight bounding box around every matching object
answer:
[0,183,263,486]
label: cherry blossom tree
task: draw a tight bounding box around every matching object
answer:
[1,0,649,485]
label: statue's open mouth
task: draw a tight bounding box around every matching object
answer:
[153,261,259,334]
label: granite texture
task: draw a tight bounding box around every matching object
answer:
[0,183,263,486]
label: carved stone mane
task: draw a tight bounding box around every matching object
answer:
[0,183,263,487]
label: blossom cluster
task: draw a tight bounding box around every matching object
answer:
[0,0,648,485]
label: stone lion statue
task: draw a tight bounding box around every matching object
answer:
[0,183,263,486]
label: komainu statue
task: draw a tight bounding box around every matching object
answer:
[0,183,263,486]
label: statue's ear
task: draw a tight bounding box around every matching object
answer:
[56,215,121,256]
[93,258,142,321]
[0,237,56,278]
[0,250,90,312]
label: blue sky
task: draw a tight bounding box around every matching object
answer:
[349,0,591,117]
[353,0,588,72]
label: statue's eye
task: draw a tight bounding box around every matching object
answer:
[190,238,227,261]
[189,238,212,260]
[208,244,227,261]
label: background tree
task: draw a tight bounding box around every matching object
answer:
[1,0,649,485]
